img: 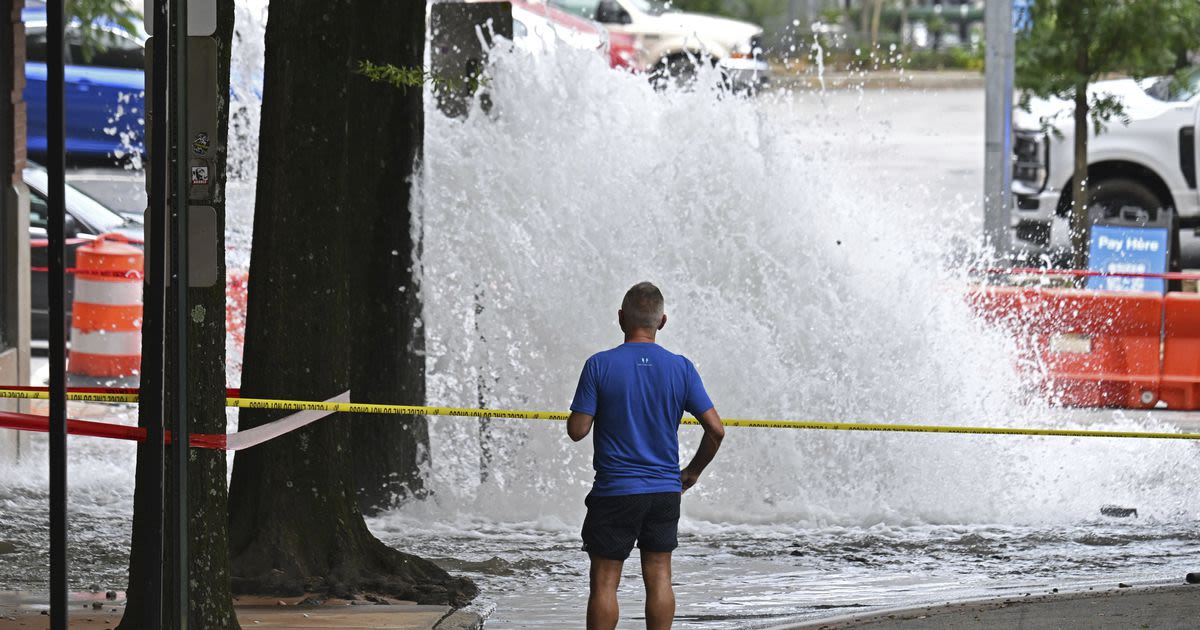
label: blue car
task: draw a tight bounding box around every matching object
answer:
[23,4,146,160]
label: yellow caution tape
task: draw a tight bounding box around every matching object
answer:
[3,387,1200,441]
[0,388,142,404]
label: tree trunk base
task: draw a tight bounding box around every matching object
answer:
[231,536,477,607]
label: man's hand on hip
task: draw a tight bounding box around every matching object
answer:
[680,467,701,493]
[680,407,724,494]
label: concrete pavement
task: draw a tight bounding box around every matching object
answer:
[774,583,1200,630]
[0,592,483,629]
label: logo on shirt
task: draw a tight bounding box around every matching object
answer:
[638,356,653,367]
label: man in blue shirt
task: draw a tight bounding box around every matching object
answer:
[568,282,725,630]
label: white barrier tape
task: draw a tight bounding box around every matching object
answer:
[225,391,350,450]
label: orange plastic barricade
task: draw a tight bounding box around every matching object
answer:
[1160,292,1200,409]
[68,234,144,378]
[968,287,1162,409]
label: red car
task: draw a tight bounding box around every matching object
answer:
[489,0,642,71]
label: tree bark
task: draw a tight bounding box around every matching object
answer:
[869,0,882,48]
[119,2,239,628]
[226,0,474,606]
[345,0,429,515]
[1071,64,1090,272]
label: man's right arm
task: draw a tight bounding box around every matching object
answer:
[681,407,724,493]
[569,358,597,443]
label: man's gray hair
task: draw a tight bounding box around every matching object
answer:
[621,282,665,329]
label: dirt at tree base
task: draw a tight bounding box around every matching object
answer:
[231,542,478,608]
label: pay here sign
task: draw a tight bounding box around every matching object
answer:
[1086,225,1170,293]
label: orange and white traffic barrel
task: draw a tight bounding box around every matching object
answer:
[68,234,144,378]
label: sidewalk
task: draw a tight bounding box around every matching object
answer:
[0,593,483,629]
[772,583,1200,630]
[769,69,984,91]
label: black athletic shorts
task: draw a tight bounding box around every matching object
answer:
[581,492,681,561]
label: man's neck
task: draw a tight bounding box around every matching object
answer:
[624,330,657,344]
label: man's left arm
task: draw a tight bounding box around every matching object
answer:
[567,412,594,442]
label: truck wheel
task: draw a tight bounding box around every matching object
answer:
[651,54,698,90]
[1088,178,1168,222]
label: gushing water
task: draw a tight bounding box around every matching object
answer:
[411,42,1200,530]
[385,45,1200,625]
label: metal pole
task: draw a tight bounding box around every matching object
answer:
[984,0,1016,260]
[141,0,171,624]
[45,0,68,625]
[170,0,190,625]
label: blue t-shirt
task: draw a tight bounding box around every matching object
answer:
[571,342,714,497]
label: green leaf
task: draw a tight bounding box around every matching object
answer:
[66,0,143,63]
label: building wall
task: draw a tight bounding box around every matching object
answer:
[0,0,31,463]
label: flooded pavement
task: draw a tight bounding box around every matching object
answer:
[3,409,1200,627]
[372,502,1200,627]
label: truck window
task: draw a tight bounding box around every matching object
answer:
[1144,68,1200,103]
[68,29,144,70]
[29,188,49,231]
[25,28,47,62]
[26,26,143,69]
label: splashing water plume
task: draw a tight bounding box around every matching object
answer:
[413,41,1200,531]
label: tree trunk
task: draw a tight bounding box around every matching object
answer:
[226,0,475,606]
[869,0,882,48]
[346,0,429,515]
[119,2,239,628]
[859,0,870,42]
[1071,77,1090,272]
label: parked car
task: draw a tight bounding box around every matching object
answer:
[547,0,769,90]
[23,2,147,160]
[504,0,610,59]
[1010,68,1200,264]
[25,163,144,340]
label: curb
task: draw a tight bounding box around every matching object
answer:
[434,610,484,630]
[769,71,983,91]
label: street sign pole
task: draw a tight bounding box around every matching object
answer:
[141,0,170,625]
[984,0,1016,261]
[170,0,190,625]
[45,0,67,624]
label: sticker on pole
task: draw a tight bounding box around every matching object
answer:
[192,131,210,156]
[190,164,209,185]
[1086,225,1170,293]
[145,0,217,37]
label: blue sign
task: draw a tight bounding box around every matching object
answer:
[1014,0,1033,32]
[1086,225,1169,293]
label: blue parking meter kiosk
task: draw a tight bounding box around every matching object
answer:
[1086,208,1171,293]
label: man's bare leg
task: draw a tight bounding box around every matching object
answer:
[588,554,624,630]
[641,551,675,630]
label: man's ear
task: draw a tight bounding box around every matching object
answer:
[618,309,626,331]
[658,313,667,330]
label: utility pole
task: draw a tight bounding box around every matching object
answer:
[46,0,67,624]
[132,0,221,626]
[984,0,1016,260]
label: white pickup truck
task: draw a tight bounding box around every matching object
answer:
[1009,69,1200,265]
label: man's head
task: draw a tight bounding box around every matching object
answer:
[619,281,666,335]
